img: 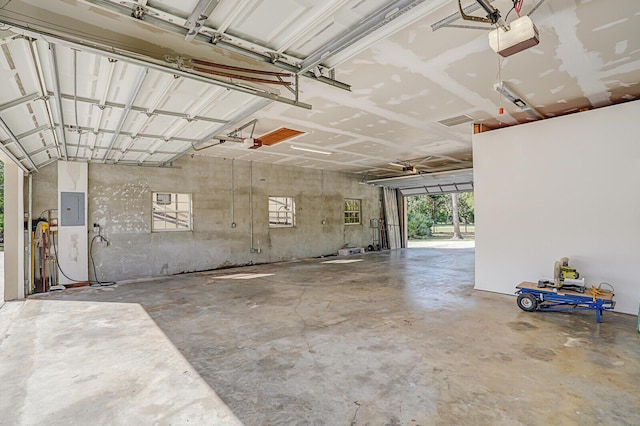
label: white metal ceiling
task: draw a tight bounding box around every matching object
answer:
[0,0,449,173]
[1,0,639,179]
[0,34,269,171]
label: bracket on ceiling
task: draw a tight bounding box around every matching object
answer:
[458,0,509,31]
[131,5,145,20]
[199,119,263,150]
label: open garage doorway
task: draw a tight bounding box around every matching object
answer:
[406,192,474,248]
[365,168,474,249]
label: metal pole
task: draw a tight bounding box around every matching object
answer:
[26,173,33,295]
[249,161,254,252]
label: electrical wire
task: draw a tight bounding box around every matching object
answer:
[89,235,116,286]
[494,23,504,114]
[192,66,293,86]
[48,222,116,287]
[505,0,524,22]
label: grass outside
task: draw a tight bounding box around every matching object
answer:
[410,223,475,241]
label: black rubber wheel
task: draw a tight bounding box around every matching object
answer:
[517,293,538,312]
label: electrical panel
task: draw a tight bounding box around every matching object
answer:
[60,192,85,226]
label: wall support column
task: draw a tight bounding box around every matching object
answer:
[2,157,25,301]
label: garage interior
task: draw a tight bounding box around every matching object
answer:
[1,0,639,424]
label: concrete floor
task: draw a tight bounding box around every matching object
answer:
[2,247,639,425]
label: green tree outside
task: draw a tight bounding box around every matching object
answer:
[407,192,474,239]
[407,196,434,238]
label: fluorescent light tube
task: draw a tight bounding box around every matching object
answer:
[291,145,331,155]
[494,81,544,120]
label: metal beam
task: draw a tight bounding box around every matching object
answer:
[207,38,351,91]
[92,57,118,143]
[66,142,178,156]
[184,0,219,42]
[431,0,489,31]
[28,39,63,159]
[61,124,203,144]
[54,92,229,125]
[275,0,351,54]
[77,0,298,72]
[2,21,313,109]
[0,92,40,112]
[104,160,181,168]
[161,98,272,166]
[102,68,148,162]
[47,43,68,160]
[37,157,60,169]
[298,0,426,75]
[145,75,179,115]
[23,141,59,157]
[216,0,252,34]
[1,124,52,142]
[0,142,31,173]
[0,116,38,171]
[77,0,350,91]
[130,85,228,163]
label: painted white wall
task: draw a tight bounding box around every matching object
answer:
[57,161,88,284]
[473,100,640,315]
[1,156,25,301]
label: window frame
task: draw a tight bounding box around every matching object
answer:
[152,192,193,232]
[344,198,362,225]
[268,196,295,228]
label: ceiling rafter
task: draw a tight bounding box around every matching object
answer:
[56,123,204,144]
[134,86,229,164]
[28,39,63,160]
[85,57,117,158]
[274,0,351,55]
[0,115,38,171]
[299,0,428,75]
[24,141,59,158]
[3,22,313,109]
[2,123,52,142]
[0,141,30,173]
[53,92,228,125]
[102,67,148,162]
[145,74,180,116]
[114,74,182,162]
[66,142,180,157]
[0,92,40,112]
[47,43,69,160]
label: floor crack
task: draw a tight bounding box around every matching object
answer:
[293,288,321,370]
[350,401,361,426]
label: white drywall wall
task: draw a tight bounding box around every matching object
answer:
[473,100,640,315]
[58,161,88,285]
[1,156,25,300]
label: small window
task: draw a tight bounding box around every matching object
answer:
[344,199,361,225]
[269,196,295,227]
[152,192,192,231]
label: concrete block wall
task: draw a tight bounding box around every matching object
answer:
[33,155,381,282]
